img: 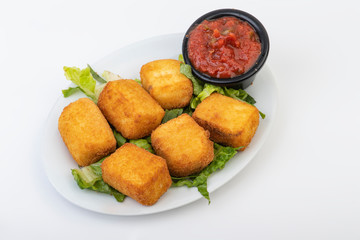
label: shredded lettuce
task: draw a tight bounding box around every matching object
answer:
[172,143,239,203]
[71,158,126,202]
[223,87,255,105]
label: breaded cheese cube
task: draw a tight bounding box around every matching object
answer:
[58,98,116,167]
[192,93,259,150]
[101,143,172,206]
[151,114,214,177]
[97,79,165,139]
[140,59,193,109]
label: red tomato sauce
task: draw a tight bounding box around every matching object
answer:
[187,16,261,78]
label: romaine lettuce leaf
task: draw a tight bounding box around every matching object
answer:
[71,158,126,202]
[178,54,184,63]
[87,64,107,83]
[171,143,239,203]
[129,139,154,153]
[162,108,183,124]
[102,70,121,82]
[113,129,127,148]
[190,83,225,109]
[179,63,204,95]
[63,66,96,100]
[134,78,142,85]
[62,86,80,97]
[223,87,256,105]
[94,83,106,100]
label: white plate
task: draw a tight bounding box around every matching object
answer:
[42,33,278,216]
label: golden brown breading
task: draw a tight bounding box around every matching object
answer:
[140,59,193,109]
[97,79,165,139]
[151,114,214,177]
[101,143,172,206]
[192,93,259,150]
[58,98,116,167]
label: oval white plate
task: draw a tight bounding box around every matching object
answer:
[42,33,278,216]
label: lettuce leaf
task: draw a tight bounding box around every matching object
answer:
[223,87,256,105]
[129,139,154,153]
[71,158,126,202]
[102,70,121,82]
[162,108,183,124]
[172,143,239,203]
[190,83,225,109]
[134,78,142,85]
[87,64,107,83]
[63,66,96,100]
[179,63,204,95]
[62,86,80,97]
[94,83,106,100]
[113,129,127,148]
[113,129,154,153]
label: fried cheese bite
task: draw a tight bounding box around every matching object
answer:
[97,79,165,139]
[140,59,193,109]
[58,98,116,167]
[151,114,214,177]
[192,93,259,150]
[101,143,172,206]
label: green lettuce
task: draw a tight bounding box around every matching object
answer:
[113,129,154,153]
[87,64,107,83]
[63,65,122,101]
[190,83,225,109]
[62,86,81,97]
[179,63,204,95]
[63,66,96,100]
[129,139,154,153]
[162,108,183,124]
[71,158,126,202]
[113,129,127,148]
[102,70,121,82]
[223,87,256,105]
[172,143,239,203]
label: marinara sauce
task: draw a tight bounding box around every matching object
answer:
[187,16,261,79]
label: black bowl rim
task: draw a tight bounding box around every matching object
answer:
[182,8,270,86]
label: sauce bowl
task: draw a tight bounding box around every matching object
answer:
[182,9,270,89]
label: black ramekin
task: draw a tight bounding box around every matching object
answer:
[182,9,270,89]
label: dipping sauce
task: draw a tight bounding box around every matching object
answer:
[187,16,261,79]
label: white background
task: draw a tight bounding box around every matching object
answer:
[1,0,360,239]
